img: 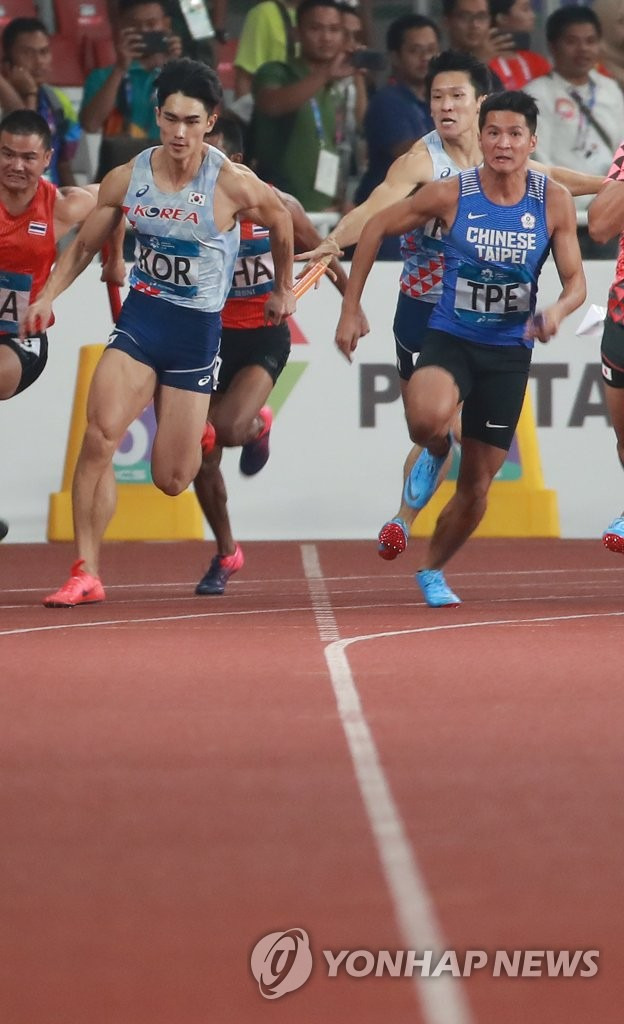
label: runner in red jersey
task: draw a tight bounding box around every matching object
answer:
[194,115,369,595]
[0,109,98,403]
[588,139,624,553]
[0,109,107,541]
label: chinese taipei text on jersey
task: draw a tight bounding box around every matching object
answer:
[428,166,551,347]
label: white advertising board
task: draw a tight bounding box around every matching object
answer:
[0,260,619,542]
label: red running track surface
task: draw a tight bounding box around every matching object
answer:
[0,538,623,1023]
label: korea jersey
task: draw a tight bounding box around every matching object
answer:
[399,130,462,303]
[123,146,240,312]
[428,167,551,347]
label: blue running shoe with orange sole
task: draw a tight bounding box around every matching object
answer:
[602,516,624,554]
[195,544,244,595]
[415,569,462,607]
[378,517,408,560]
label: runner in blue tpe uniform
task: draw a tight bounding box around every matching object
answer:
[335,90,586,606]
[298,50,603,562]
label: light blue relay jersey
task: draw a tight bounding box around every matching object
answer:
[123,146,240,312]
[428,166,551,347]
[399,129,462,304]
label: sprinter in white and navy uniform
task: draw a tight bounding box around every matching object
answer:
[115,143,239,393]
[24,59,296,609]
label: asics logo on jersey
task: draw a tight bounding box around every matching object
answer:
[198,375,212,386]
[136,185,149,197]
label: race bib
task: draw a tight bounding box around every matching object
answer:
[0,269,32,334]
[132,234,200,298]
[454,263,530,326]
[230,252,275,298]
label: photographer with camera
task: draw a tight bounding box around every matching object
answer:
[80,0,183,180]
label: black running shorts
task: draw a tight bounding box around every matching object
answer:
[415,329,532,451]
[0,332,48,395]
[600,316,624,388]
[214,322,291,393]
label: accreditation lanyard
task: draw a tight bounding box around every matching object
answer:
[310,95,339,198]
[569,78,597,155]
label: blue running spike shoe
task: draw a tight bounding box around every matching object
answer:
[602,516,624,554]
[240,406,273,476]
[378,517,408,560]
[403,435,451,510]
[195,544,244,595]
[415,569,462,607]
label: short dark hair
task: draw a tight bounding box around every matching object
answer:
[2,16,49,58]
[546,4,601,45]
[425,49,491,102]
[478,89,539,134]
[296,0,341,27]
[0,109,52,149]
[386,14,440,53]
[119,0,170,17]
[208,113,244,159]
[155,57,222,113]
[441,0,472,16]
[489,0,515,19]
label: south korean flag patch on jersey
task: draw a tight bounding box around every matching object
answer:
[188,191,206,206]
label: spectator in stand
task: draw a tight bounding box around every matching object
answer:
[355,13,439,257]
[595,0,624,92]
[1,18,81,186]
[80,0,183,180]
[442,0,512,89]
[526,4,624,259]
[251,0,355,212]
[489,0,550,90]
[234,0,298,107]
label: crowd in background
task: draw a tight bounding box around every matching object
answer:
[2,0,624,257]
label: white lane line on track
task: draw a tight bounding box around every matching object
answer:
[3,597,624,637]
[300,542,474,1024]
[2,563,623,598]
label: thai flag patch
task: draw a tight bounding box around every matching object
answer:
[28,221,47,236]
[188,191,206,206]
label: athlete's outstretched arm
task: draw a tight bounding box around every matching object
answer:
[530,161,604,197]
[526,184,586,344]
[335,179,458,361]
[53,184,98,240]
[20,166,128,336]
[588,178,624,244]
[296,143,433,263]
[277,189,370,341]
[588,142,624,244]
